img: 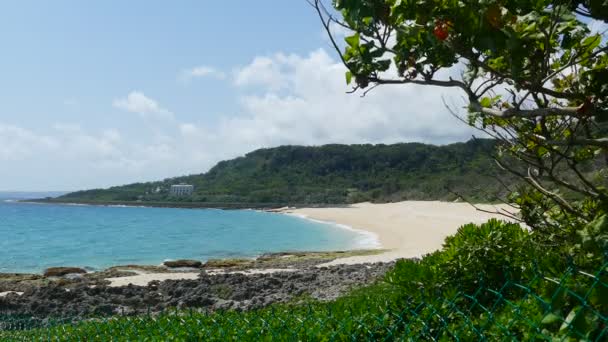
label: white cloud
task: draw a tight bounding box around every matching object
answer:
[179,123,198,136]
[179,65,226,82]
[162,48,477,179]
[588,19,608,41]
[589,19,608,34]
[113,91,173,120]
[233,56,288,90]
[0,124,59,160]
[227,49,473,146]
[3,48,478,190]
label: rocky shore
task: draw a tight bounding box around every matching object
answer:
[0,251,394,319]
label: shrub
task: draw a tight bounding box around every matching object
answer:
[387,219,537,304]
[440,219,536,293]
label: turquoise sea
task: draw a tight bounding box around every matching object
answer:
[0,194,376,274]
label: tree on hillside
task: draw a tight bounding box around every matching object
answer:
[312,0,608,242]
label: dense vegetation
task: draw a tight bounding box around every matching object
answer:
[56,139,514,205]
[3,219,606,340]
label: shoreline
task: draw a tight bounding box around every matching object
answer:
[0,251,392,318]
[18,199,324,210]
[280,201,517,265]
[3,200,516,277]
[0,200,517,317]
[284,212,383,251]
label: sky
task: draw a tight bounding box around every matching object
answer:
[1,2,605,191]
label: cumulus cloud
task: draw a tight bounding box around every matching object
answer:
[113,91,173,119]
[0,124,59,160]
[589,19,608,33]
[233,56,288,90]
[0,122,184,190]
[588,19,608,41]
[227,49,474,146]
[179,66,226,82]
[4,48,478,190]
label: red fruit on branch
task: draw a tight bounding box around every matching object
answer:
[433,19,451,41]
[433,25,449,40]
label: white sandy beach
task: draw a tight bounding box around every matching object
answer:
[285,201,517,266]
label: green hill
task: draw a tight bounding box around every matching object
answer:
[55,139,514,205]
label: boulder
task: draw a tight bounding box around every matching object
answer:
[43,267,87,277]
[163,260,202,268]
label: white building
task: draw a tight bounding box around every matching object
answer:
[170,184,194,196]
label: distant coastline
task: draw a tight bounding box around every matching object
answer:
[21,198,329,210]
[23,196,360,210]
[49,140,515,206]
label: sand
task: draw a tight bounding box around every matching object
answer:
[284,201,517,266]
[106,272,200,287]
[105,268,298,287]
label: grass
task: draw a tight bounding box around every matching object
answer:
[0,283,404,341]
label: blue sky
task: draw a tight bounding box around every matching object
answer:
[0,1,320,129]
[2,1,558,191]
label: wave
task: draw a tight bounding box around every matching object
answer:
[285,212,382,250]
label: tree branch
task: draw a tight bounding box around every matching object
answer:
[471,104,582,118]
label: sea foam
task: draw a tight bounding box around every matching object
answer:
[285,212,382,250]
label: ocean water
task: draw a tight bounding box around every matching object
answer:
[0,199,378,273]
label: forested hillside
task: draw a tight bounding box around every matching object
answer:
[56,139,514,205]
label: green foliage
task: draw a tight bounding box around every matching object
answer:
[388,220,538,305]
[441,219,536,292]
[386,219,608,340]
[55,139,516,205]
[570,214,608,267]
[333,0,606,101]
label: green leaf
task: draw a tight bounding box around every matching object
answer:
[345,33,360,48]
[540,312,561,325]
[345,71,353,85]
[480,97,492,108]
[581,35,601,52]
[559,306,589,336]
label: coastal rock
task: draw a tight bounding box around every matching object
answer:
[43,267,87,277]
[163,260,202,268]
[1,262,394,319]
